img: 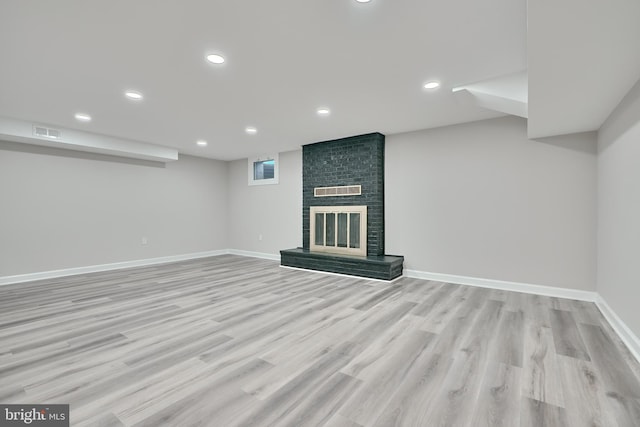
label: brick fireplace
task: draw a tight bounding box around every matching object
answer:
[280,132,403,280]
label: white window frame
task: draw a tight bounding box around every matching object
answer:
[248,153,279,186]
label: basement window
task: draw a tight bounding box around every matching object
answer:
[248,154,279,185]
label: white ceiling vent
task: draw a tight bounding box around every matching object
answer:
[33,125,62,140]
[0,116,178,162]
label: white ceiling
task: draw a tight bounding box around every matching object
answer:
[0,0,637,161]
[527,0,640,139]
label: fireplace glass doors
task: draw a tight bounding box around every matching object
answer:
[310,206,367,256]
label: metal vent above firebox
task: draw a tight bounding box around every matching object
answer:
[314,185,362,197]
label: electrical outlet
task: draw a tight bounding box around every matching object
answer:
[258,234,263,241]
[141,237,148,245]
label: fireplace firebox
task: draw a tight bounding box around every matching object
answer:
[310,205,367,256]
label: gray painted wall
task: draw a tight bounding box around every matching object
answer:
[385,116,597,291]
[598,78,640,338]
[1,116,599,296]
[227,149,302,255]
[0,142,228,276]
[229,117,597,292]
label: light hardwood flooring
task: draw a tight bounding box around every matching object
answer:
[1,255,640,426]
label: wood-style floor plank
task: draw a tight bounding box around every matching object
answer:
[579,323,640,399]
[1,255,639,426]
[556,355,619,427]
[521,322,566,408]
[521,398,568,427]
[549,308,591,361]
[471,361,522,427]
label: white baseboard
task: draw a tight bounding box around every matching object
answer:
[404,269,598,302]
[595,295,640,364]
[227,249,280,261]
[0,249,229,286]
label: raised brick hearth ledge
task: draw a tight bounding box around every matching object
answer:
[280,248,404,281]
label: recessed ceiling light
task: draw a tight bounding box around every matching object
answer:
[125,91,143,100]
[74,113,92,122]
[423,81,441,90]
[196,140,208,147]
[206,54,225,64]
[356,0,372,3]
[245,127,257,134]
[317,108,330,116]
